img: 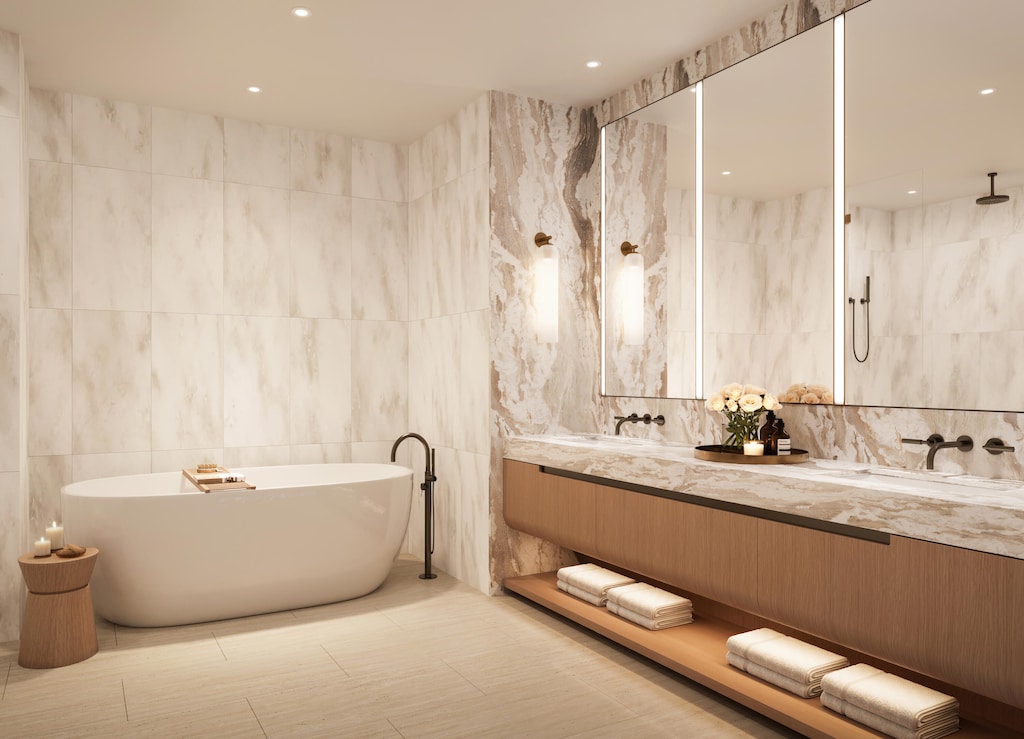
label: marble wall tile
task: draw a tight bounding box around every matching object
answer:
[290,129,350,196]
[28,88,72,163]
[152,313,224,451]
[459,93,489,176]
[289,443,347,464]
[223,316,290,448]
[72,310,151,454]
[72,95,150,171]
[28,308,71,456]
[408,316,456,450]
[457,310,490,457]
[0,296,18,471]
[352,139,407,202]
[151,448,223,473]
[407,190,434,321]
[72,165,151,311]
[72,451,151,482]
[409,117,459,202]
[924,333,981,410]
[152,175,224,315]
[351,440,398,465]
[152,107,224,180]
[289,190,350,319]
[0,470,23,641]
[703,332,768,396]
[703,240,766,334]
[290,318,350,445]
[351,199,407,321]
[925,192,1015,246]
[223,118,289,188]
[460,165,491,313]
[28,455,71,541]
[921,239,982,335]
[978,331,1024,412]
[351,321,407,443]
[979,234,1024,333]
[28,160,72,308]
[222,445,291,468]
[0,30,20,117]
[223,183,289,316]
[0,117,21,295]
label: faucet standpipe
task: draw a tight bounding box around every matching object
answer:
[390,432,438,580]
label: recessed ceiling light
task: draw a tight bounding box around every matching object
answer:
[247,85,262,93]
[907,189,918,195]
[721,170,732,176]
[586,61,601,69]
[979,87,996,95]
[292,7,311,17]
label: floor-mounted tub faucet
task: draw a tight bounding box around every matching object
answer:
[902,433,973,470]
[390,432,437,580]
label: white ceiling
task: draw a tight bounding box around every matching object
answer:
[0,0,784,144]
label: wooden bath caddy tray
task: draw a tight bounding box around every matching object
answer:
[694,445,809,464]
[182,467,256,493]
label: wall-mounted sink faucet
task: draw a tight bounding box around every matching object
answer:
[902,433,973,470]
[614,413,665,435]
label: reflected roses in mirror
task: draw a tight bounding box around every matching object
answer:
[706,383,781,448]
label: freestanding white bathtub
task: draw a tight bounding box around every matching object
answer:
[61,463,413,627]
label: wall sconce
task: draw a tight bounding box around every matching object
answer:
[620,241,644,345]
[534,232,559,343]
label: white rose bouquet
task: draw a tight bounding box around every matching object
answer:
[705,382,781,448]
[779,383,833,404]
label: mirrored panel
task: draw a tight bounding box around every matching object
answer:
[602,86,697,398]
[702,23,834,400]
[845,0,1024,411]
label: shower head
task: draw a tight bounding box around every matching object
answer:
[977,172,1010,205]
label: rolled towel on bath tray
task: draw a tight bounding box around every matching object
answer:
[605,582,693,619]
[556,564,635,605]
[725,628,849,697]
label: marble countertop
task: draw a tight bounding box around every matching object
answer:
[504,434,1024,560]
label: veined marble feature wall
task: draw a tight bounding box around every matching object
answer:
[26,91,411,564]
[0,29,28,643]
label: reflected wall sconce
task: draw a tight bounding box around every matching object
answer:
[534,232,559,343]
[620,241,644,346]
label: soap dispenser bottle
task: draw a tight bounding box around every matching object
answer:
[775,419,791,456]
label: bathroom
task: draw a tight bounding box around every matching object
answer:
[1,0,1023,734]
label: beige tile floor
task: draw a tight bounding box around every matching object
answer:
[1,557,798,738]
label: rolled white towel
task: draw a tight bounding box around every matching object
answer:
[557,563,635,597]
[607,601,692,630]
[727,652,821,698]
[556,578,605,607]
[726,628,848,685]
[821,664,958,730]
[605,582,692,619]
[821,692,960,739]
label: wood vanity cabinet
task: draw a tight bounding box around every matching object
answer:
[503,459,1024,729]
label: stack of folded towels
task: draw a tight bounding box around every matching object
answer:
[725,628,849,698]
[605,582,693,630]
[820,664,959,739]
[556,563,635,606]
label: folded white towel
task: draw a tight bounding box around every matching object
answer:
[556,563,635,597]
[607,601,692,630]
[725,628,848,686]
[821,664,959,730]
[556,579,605,607]
[727,652,821,698]
[605,582,692,619]
[821,692,960,739]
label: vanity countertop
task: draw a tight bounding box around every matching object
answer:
[504,434,1024,560]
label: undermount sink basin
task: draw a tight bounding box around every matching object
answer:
[823,466,1024,503]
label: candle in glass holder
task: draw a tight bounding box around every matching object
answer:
[743,441,765,456]
[46,521,64,549]
[34,537,51,557]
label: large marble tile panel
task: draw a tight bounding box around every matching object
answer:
[407,190,434,321]
[290,128,350,195]
[152,107,223,180]
[702,240,765,334]
[290,443,346,464]
[460,164,491,313]
[0,471,23,642]
[925,192,1015,245]
[28,308,71,456]
[72,310,151,454]
[152,313,224,451]
[458,93,489,176]
[923,332,981,411]
[151,447,224,473]
[72,165,151,311]
[705,193,758,243]
[152,175,224,315]
[921,239,983,335]
[978,331,1024,413]
[289,190,350,319]
[352,139,407,202]
[789,234,832,334]
[868,247,923,338]
[351,320,407,443]
[222,445,291,468]
[28,455,71,543]
[223,183,289,316]
[28,160,72,308]
[28,88,72,163]
[0,117,21,296]
[223,118,289,188]
[409,116,459,202]
[457,310,490,457]
[703,332,768,399]
[223,316,290,447]
[72,451,151,482]
[408,317,455,450]
[0,30,20,117]
[0,296,17,472]
[351,198,407,321]
[979,234,1024,333]
[892,205,924,251]
[290,317,350,445]
[72,95,150,171]
[350,440,395,465]
[666,331,697,398]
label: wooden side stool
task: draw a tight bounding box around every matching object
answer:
[17,547,100,669]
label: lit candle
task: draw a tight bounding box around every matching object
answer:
[34,537,51,557]
[46,521,64,549]
[743,441,765,456]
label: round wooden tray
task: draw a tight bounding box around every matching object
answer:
[694,444,809,464]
